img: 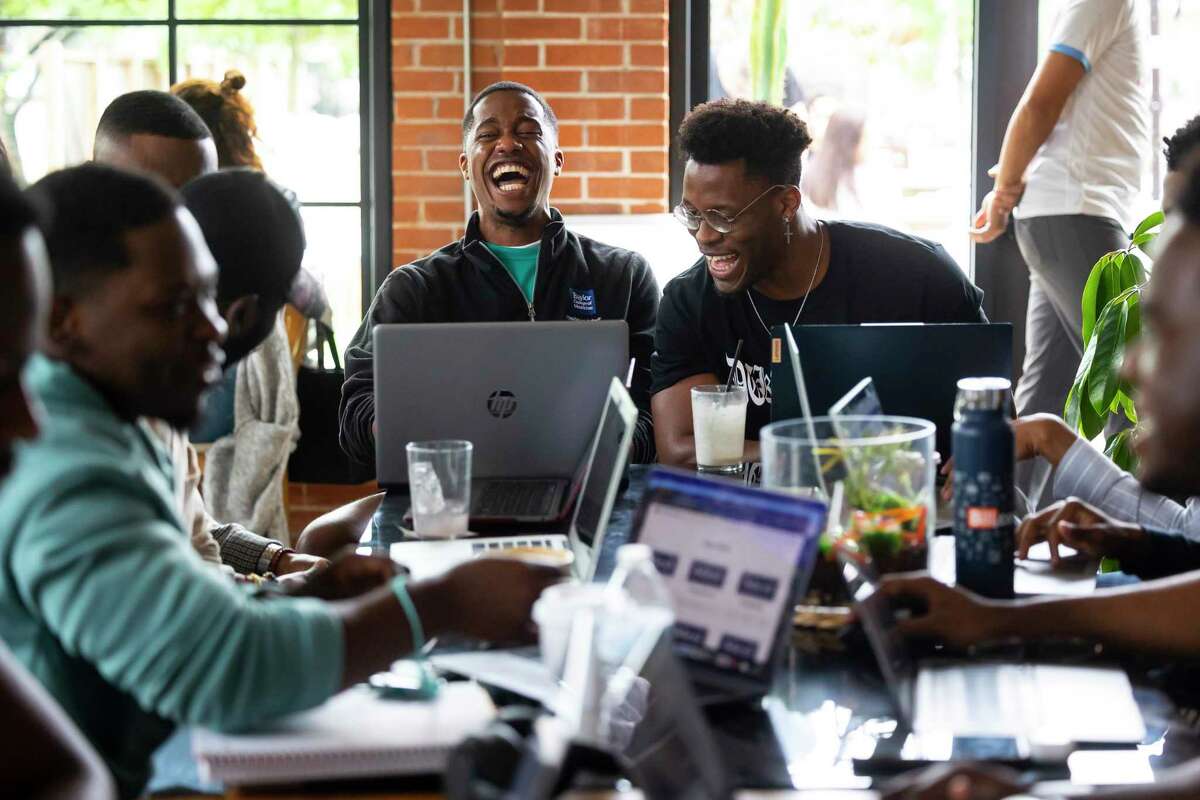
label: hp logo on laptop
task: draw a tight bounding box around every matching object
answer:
[487,390,517,419]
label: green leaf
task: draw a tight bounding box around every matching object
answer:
[1081,252,1116,344]
[1087,300,1128,417]
[1133,210,1165,240]
[1122,253,1144,286]
[1066,332,1097,424]
[1116,389,1138,424]
[1064,381,1083,430]
[1104,429,1137,472]
[1124,287,1142,343]
[1066,335,1106,440]
[1078,381,1106,440]
[1130,232,1156,249]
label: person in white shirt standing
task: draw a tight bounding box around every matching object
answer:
[971,0,1148,418]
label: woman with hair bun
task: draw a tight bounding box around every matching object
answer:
[172,70,264,170]
[172,70,330,544]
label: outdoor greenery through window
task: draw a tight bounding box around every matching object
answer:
[0,0,364,350]
[710,0,975,273]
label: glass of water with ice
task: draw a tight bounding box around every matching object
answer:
[406,440,472,539]
[690,385,747,474]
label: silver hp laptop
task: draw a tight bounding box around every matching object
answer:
[374,320,628,523]
[390,378,637,582]
[842,554,1145,751]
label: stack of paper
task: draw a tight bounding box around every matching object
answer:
[194,681,495,785]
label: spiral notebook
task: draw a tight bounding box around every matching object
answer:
[193,681,495,785]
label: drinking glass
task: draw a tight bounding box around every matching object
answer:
[406,440,472,539]
[690,384,748,474]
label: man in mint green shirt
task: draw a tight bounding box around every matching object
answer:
[5,164,559,798]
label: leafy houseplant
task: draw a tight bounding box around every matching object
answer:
[749,0,788,105]
[1064,211,1165,470]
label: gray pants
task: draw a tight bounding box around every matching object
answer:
[1013,214,1127,418]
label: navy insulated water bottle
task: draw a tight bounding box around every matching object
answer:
[952,377,1015,599]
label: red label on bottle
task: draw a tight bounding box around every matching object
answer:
[967,507,999,529]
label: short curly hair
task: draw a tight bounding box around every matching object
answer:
[678,99,813,186]
[172,70,263,171]
[1165,115,1200,172]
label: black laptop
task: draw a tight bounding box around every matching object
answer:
[771,323,1012,460]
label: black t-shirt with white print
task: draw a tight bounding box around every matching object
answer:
[651,220,986,439]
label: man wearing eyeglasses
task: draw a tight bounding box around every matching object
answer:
[652,99,986,468]
[341,81,661,468]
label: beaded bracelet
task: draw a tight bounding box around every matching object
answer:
[390,574,425,653]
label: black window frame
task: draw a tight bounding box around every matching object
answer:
[0,0,392,317]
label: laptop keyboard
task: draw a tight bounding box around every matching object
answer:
[474,481,558,518]
[470,538,567,553]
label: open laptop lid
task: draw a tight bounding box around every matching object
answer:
[839,552,916,725]
[628,468,827,698]
[771,323,1012,460]
[568,378,637,581]
[373,321,628,486]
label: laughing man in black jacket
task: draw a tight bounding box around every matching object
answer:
[340,82,660,468]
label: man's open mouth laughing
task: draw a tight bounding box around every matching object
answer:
[490,161,533,195]
[705,252,740,281]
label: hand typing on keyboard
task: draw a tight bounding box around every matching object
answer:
[878,575,1008,650]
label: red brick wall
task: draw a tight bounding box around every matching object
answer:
[390,0,669,266]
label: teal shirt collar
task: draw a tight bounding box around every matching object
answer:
[23,353,173,478]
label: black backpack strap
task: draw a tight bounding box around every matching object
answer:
[314,321,342,371]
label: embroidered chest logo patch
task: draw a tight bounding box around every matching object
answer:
[569,288,598,318]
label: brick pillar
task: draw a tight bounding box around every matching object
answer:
[390,0,669,268]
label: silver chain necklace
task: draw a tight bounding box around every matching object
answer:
[746,221,825,339]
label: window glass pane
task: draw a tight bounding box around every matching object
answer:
[175,0,357,20]
[299,205,362,353]
[1156,2,1200,204]
[177,25,360,202]
[0,25,167,183]
[1,0,165,19]
[710,0,975,273]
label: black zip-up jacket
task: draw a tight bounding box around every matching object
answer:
[340,209,660,470]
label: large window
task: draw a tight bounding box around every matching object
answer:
[707,0,976,272]
[0,0,375,349]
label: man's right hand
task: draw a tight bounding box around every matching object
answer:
[437,558,565,644]
[1016,497,1148,565]
[878,573,1006,650]
[941,414,1079,502]
[968,191,1011,244]
[1012,413,1078,465]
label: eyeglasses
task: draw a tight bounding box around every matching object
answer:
[672,184,792,234]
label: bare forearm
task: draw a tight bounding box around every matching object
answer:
[992,573,1200,658]
[656,432,698,468]
[994,99,1061,191]
[337,577,455,687]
